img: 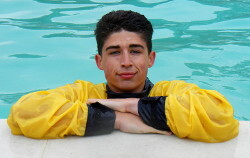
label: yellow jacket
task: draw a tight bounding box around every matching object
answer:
[7,80,239,142]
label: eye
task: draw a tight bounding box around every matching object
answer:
[131,50,141,54]
[109,51,120,55]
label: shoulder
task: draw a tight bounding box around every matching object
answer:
[74,80,95,86]
[74,80,107,99]
[150,80,200,96]
[94,82,106,90]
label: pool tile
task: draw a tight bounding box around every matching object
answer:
[0,119,47,158]
[1,119,250,158]
[234,121,250,157]
[42,125,248,158]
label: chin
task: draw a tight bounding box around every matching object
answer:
[118,84,142,93]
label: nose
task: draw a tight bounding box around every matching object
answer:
[121,51,132,67]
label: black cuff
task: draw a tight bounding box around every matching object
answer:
[138,96,171,132]
[84,102,116,136]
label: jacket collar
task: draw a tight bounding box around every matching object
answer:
[106,78,154,99]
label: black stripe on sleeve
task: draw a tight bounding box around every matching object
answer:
[138,96,171,132]
[84,102,116,136]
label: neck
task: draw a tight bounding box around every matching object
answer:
[106,78,154,99]
[107,84,144,93]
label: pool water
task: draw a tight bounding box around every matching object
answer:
[0,0,249,120]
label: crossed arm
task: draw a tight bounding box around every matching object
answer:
[87,98,172,135]
[7,80,238,142]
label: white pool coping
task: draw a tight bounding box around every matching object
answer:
[0,119,249,158]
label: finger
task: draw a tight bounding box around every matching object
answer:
[87,99,127,112]
[87,99,110,106]
[86,99,99,104]
[149,127,172,136]
[164,131,173,136]
[155,130,172,136]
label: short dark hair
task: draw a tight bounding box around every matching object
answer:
[95,10,153,55]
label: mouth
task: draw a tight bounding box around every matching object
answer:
[118,72,137,79]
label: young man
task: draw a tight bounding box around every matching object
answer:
[7,10,239,142]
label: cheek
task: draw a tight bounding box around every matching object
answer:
[136,58,150,71]
[136,64,148,78]
[103,61,117,77]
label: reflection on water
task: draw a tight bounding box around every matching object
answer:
[42,32,94,38]
[1,0,249,49]
[185,60,250,78]
[0,0,250,119]
[0,91,37,105]
[9,54,47,58]
[153,30,250,52]
[34,0,169,7]
[0,89,46,118]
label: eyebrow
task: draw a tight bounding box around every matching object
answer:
[105,45,120,51]
[105,44,144,51]
[129,44,144,49]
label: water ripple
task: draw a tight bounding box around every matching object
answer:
[185,60,250,78]
[34,0,168,7]
[0,0,249,53]
[9,54,47,58]
[42,32,94,38]
[1,0,250,119]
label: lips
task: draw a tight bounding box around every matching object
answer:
[118,72,136,79]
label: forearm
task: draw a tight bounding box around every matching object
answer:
[87,98,139,115]
[7,92,88,139]
[150,80,239,142]
[7,81,98,139]
[85,102,116,136]
[124,98,139,115]
[138,96,171,131]
[87,97,171,132]
[114,111,171,135]
[114,111,121,130]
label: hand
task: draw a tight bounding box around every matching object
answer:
[87,98,139,115]
[115,111,172,135]
[87,99,172,136]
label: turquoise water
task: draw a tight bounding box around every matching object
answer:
[0,0,249,120]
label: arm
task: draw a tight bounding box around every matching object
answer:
[88,80,239,142]
[85,101,171,136]
[87,98,139,115]
[114,111,171,135]
[87,97,171,132]
[150,80,239,142]
[7,81,96,139]
[7,80,170,139]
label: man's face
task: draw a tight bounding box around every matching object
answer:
[95,30,156,93]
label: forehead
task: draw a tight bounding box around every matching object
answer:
[103,30,147,49]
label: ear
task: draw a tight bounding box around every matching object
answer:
[148,51,156,68]
[95,54,103,70]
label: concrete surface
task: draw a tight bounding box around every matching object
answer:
[0,119,249,158]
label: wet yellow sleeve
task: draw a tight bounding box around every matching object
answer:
[7,80,103,139]
[149,80,239,143]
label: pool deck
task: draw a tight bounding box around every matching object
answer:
[0,119,249,158]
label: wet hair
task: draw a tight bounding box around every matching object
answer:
[95,10,153,55]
